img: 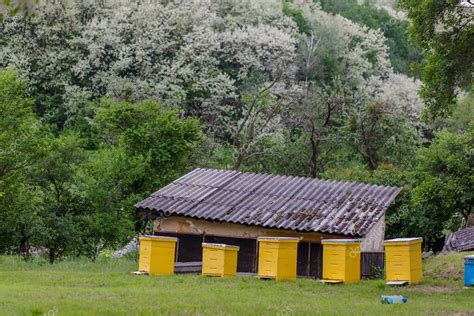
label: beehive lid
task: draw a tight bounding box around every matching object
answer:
[139,235,178,242]
[384,237,422,245]
[257,237,300,242]
[321,239,362,244]
[202,242,240,250]
[465,255,474,262]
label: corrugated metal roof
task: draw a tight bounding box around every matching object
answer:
[135,168,403,237]
[443,227,474,252]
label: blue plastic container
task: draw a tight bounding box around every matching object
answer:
[380,295,408,304]
[465,255,474,287]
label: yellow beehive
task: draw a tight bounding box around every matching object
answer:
[384,237,423,284]
[322,239,361,284]
[257,237,299,281]
[202,243,240,277]
[138,235,178,276]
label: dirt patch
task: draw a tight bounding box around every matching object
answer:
[405,285,462,293]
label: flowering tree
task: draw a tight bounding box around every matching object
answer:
[220,23,299,168]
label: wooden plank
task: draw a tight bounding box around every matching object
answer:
[174,261,202,274]
[237,272,256,277]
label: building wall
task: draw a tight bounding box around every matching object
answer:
[360,215,385,252]
[154,216,343,242]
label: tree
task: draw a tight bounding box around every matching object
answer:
[398,0,474,118]
[413,126,473,227]
[300,4,393,87]
[76,147,140,260]
[384,124,474,251]
[0,68,45,258]
[94,99,202,230]
[219,23,299,169]
[0,1,86,130]
[31,134,87,263]
[0,0,37,17]
[0,68,42,181]
[0,1,237,129]
[343,73,421,169]
[445,91,474,133]
[289,80,349,177]
[0,179,44,259]
[318,0,423,75]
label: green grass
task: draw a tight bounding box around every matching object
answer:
[0,255,473,315]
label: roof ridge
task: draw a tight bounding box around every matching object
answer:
[194,167,401,190]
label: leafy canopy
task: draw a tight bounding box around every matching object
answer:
[398,0,474,118]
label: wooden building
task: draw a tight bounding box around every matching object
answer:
[136,168,402,278]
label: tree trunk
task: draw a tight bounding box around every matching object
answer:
[362,149,378,170]
[48,248,56,264]
[19,238,31,261]
[309,134,321,178]
[134,208,145,233]
[234,152,245,170]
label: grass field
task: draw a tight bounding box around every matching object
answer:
[0,254,473,315]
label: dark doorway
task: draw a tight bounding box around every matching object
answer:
[155,232,203,262]
[297,242,322,279]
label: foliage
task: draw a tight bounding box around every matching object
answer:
[340,72,421,169]
[94,100,202,191]
[0,68,45,257]
[31,134,87,263]
[398,0,474,118]
[0,68,202,261]
[94,99,202,232]
[0,0,471,258]
[318,0,423,74]
[283,1,311,35]
[0,68,42,182]
[76,147,139,260]
[446,91,474,133]
[411,127,473,238]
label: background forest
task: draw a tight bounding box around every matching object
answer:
[0,0,472,263]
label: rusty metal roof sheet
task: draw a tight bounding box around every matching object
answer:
[135,168,402,236]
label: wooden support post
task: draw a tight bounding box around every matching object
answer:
[307,242,311,276]
[254,239,259,274]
